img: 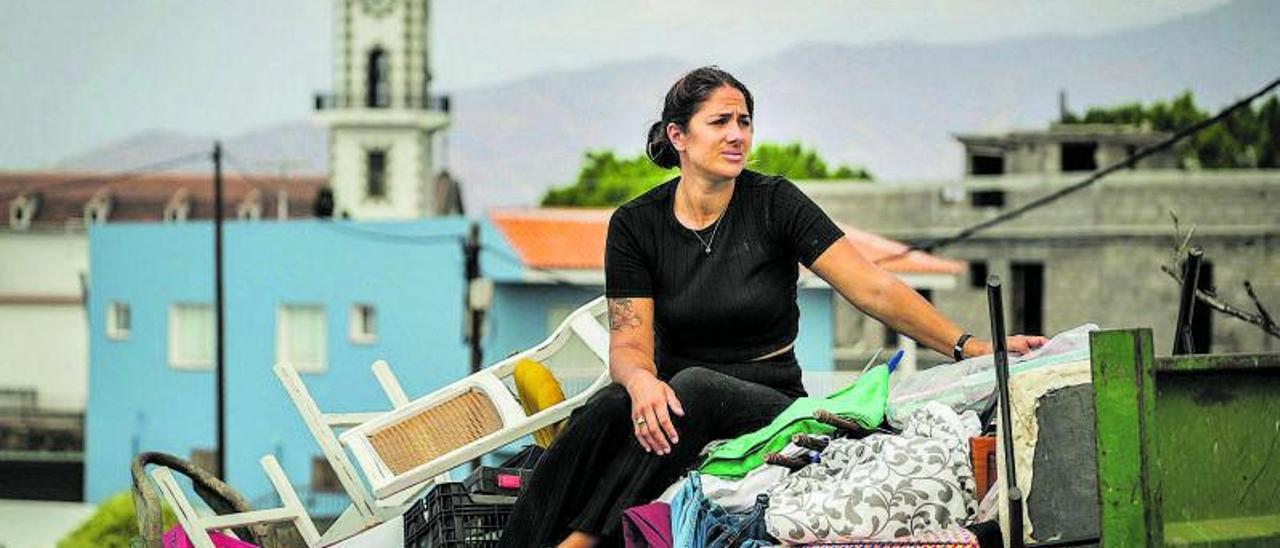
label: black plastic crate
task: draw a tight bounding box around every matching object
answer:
[464,466,534,497]
[404,482,517,548]
[463,444,544,496]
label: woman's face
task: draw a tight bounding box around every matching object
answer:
[669,85,753,182]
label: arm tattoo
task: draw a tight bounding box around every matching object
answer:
[608,298,643,331]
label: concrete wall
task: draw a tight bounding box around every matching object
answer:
[0,231,88,411]
[802,170,1280,354]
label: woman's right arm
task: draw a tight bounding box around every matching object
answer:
[608,297,683,455]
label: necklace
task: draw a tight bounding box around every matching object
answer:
[690,214,723,254]
[681,189,728,254]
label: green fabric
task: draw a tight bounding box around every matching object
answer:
[699,364,890,479]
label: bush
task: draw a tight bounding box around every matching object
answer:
[58,491,175,548]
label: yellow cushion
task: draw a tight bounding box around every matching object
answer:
[513,358,567,447]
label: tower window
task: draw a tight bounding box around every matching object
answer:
[367,149,388,199]
[366,47,390,108]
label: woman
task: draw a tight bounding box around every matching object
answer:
[501,66,1045,547]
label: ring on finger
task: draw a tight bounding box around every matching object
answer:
[635,416,647,427]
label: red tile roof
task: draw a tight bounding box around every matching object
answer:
[489,208,964,275]
[0,170,326,227]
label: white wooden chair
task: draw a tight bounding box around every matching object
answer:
[273,359,445,545]
[339,295,611,501]
[150,455,322,548]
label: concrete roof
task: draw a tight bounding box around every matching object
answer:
[1,170,326,228]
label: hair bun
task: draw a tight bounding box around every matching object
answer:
[646,120,679,169]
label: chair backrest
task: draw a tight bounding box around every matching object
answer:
[272,359,409,523]
[340,295,611,500]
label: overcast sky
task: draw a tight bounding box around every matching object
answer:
[0,0,1230,169]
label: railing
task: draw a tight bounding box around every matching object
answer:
[0,411,84,452]
[313,93,450,113]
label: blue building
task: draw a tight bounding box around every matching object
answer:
[86,210,920,505]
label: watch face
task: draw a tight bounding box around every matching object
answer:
[361,0,396,18]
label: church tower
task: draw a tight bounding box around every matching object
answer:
[314,0,450,219]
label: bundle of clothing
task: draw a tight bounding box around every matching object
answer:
[623,325,1094,547]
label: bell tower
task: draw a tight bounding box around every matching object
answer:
[314,0,450,219]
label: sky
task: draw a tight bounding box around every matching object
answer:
[0,0,1230,170]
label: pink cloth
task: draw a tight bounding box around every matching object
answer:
[163,525,259,548]
[622,502,673,548]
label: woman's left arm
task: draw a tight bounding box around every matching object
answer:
[809,238,1046,358]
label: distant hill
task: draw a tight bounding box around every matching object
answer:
[54,0,1280,214]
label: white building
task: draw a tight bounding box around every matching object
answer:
[0,173,323,417]
[313,0,453,219]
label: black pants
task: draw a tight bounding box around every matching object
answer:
[500,356,805,547]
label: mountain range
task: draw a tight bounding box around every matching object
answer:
[52,0,1280,214]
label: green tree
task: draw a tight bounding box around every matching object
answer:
[1062,91,1280,169]
[541,142,871,207]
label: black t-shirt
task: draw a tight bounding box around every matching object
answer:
[604,169,845,366]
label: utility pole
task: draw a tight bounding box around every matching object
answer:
[462,222,492,470]
[463,222,490,375]
[213,141,227,480]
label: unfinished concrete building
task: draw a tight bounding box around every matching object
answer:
[802,124,1278,369]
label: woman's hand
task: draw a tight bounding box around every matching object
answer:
[966,335,1049,358]
[623,373,685,455]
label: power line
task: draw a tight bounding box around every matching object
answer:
[0,151,209,202]
[315,219,464,246]
[873,75,1280,265]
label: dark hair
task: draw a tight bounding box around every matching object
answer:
[646,66,754,169]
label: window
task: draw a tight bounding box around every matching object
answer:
[970,155,1005,175]
[169,303,213,369]
[278,305,326,373]
[970,190,1006,208]
[366,47,390,108]
[190,448,219,477]
[8,194,38,230]
[107,301,131,340]
[1061,142,1098,172]
[349,304,377,344]
[1011,262,1044,336]
[163,189,189,223]
[968,261,989,289]
[310,456,342,493]
[366,149,388,199]
[85,193,112,224]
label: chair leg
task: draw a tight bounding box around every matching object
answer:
[261,455,322,547]
[150,467,219,548]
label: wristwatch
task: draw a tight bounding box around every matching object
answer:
[953,333,974,362]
